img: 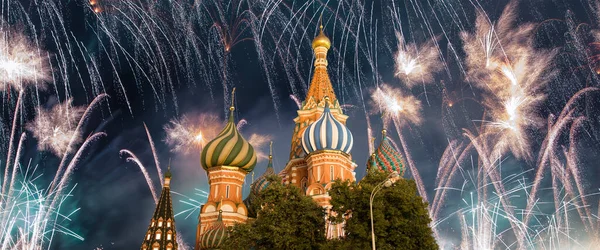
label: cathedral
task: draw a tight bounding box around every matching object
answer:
[139,24,406,250]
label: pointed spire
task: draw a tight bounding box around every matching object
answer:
[141,158,178,249]
[305,21,336,109]
[228,87,236,122]
[267,141,274,170]
[164,158,172,188]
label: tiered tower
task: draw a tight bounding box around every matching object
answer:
[140,167,178,250]
[195,89,257,250]
[280,24,357,239]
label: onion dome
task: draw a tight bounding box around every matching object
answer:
[199,210,227,250]
[312,24,331,50]
[367,130,405,176]
[201,88,257,173]
[302,97,353,155]
[244,142,275,217]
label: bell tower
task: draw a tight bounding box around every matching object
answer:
[195,89,257,250]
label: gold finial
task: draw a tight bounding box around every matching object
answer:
[382,129,387,138]
[312,17,331,50]
[269,141,273,159]
[230,87,236,111]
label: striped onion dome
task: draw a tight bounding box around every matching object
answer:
[367,130,405,176]
[199,210,227,250]
[245,145,275,218]
[201,96,257,172]
[251,151,275,195]
[302,97,353,155]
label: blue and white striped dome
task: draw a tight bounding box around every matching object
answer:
[302,100,353,155]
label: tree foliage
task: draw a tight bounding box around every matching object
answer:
[223,175,327,250]
[328,171,438,250]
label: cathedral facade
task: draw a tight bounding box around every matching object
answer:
[140,23,407,250]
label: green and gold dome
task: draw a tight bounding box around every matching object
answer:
[201,89,257,173]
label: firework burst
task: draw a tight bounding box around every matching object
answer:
[0,29,48,91]
[27,99,85,156]
[371,84,423,126]
[394,34,443,87]
[461,1,557,161]
[163,113,223,154]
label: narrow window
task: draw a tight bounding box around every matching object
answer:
[167,231,172,240]
[158,220,163,227]
[166,221,171,228]
[330,166,335,181]
[226,185,230,198]
[155,231,161,240]
[146,233,150,240]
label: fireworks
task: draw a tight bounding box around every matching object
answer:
[394,34,443,87]
[1,0,600,248]
[0,94,106,249]
[371,84,422,126]
[163,113,223,154]
[0,30,48,91]
[461,1,557,161]
[248,133,273,160]
[27,99,85,156]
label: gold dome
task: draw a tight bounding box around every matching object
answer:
[312,25,331,50]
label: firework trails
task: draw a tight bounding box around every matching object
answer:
[2,0,600,249]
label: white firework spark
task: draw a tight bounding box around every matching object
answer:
[394,34,443,88]
[0,30,48,91]
[27,99,85,156]
[163,113,223,154]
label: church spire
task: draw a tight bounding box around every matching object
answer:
[141,163,178,250]
[304,19,337,109]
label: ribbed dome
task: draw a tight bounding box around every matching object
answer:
[201,97,257,172]
[302,98,353,155]
[251,153,275,195]
[199,210,227,250]
[312,25,331,50]
[367,130,405,176]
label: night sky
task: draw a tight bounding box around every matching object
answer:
[2,0,600,249]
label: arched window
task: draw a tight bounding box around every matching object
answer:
[155,229,162,240]
[166,220,171,228]
[158,218,163,227]
[167,230,173,240]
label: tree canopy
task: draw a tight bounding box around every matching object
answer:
[328,171,438,250]
[222,175,327,250]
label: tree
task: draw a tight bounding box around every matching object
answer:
[223,175,327,250]
[328,171,438,250]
